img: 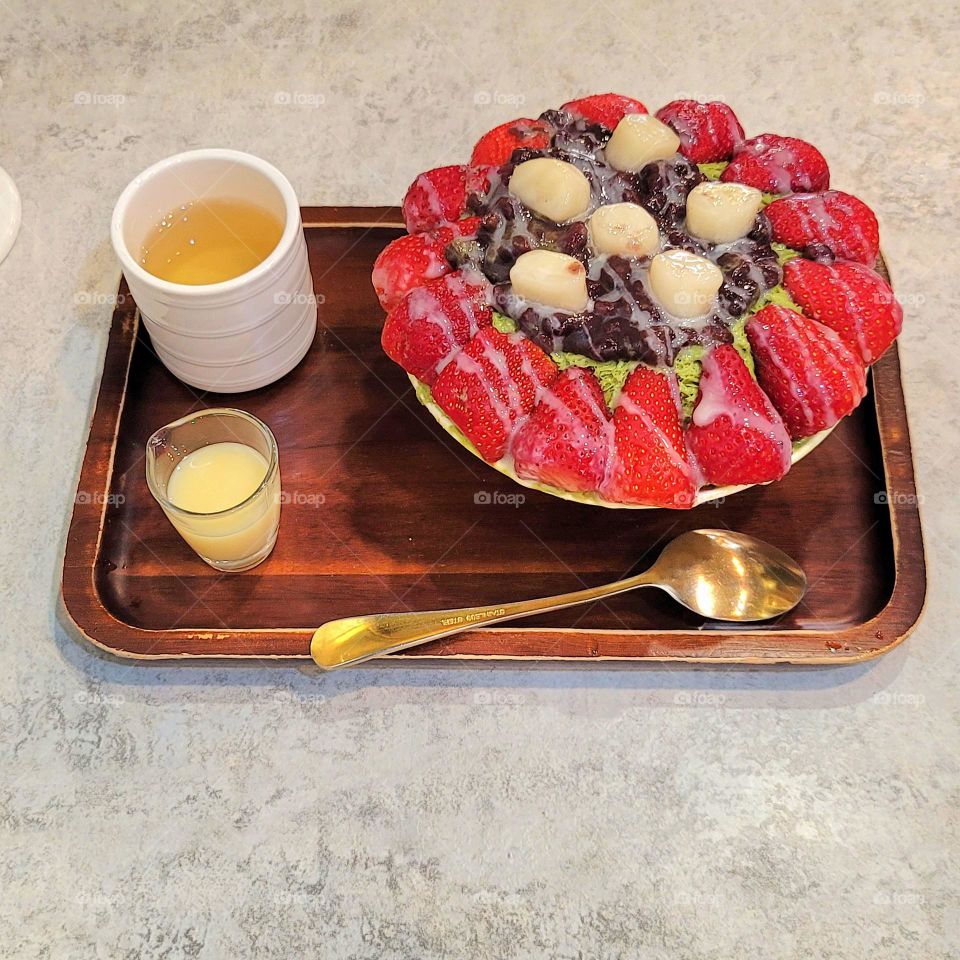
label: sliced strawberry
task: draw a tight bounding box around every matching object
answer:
[432,327,558,462]
[561,93,648,129]
[686,345,792,486]
[465,164,495,198]
[746,305,867,440]
[784,258,902,364]
[402,165,468,234]
[381,271,492,386]
[721,134,830,194]
[600,366,699,509]
[512,368,612,492]
[371,217,480,312]
[470,118,552,167]
[655,99,744,163]
[372,231,451,312]
[766,191,880,266]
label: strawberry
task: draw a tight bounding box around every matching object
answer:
[402,165,468,234]
[784,258,902,364]
[371,217,480,312]
[512,367,612,492]
[655,99,744,164]
[721,134,830,194]
[470,118,552,167]
[465,164,495,199]
[686,345,792,486]
[746,305,867,440]
[561,93,648,129]
[600,366,699,509]
[432,327,558,462]
[766,191,880,266]
[381,271,492,386]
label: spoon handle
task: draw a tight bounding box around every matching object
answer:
[310,569,658,669]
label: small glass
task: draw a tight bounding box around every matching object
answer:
[145,408,281,573]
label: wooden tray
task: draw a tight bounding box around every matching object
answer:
[61,207,926,664]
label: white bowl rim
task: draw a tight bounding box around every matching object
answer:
[409,373,836,510]
[110,148,300,298]
[0,166,22,266]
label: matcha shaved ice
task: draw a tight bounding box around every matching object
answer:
[748,283,802,316]
[674,318,755,419]
[697,162,728,180]
[674,347,705,418]
[730,315,755,376]
[550,353,637,409]
[413,378,434,407]
[772,242,800,266]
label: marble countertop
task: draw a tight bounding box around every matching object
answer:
[1,1,957,956]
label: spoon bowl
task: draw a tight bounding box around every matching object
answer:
[651,529,806,622]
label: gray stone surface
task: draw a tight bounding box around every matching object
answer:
[1,1,958,956]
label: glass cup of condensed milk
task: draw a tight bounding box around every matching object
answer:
[146,408,281,572]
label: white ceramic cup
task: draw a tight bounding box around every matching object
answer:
[111,149,317,393]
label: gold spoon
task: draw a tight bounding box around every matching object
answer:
[310,529,806,670]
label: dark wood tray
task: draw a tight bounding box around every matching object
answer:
[61,207,926,664]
